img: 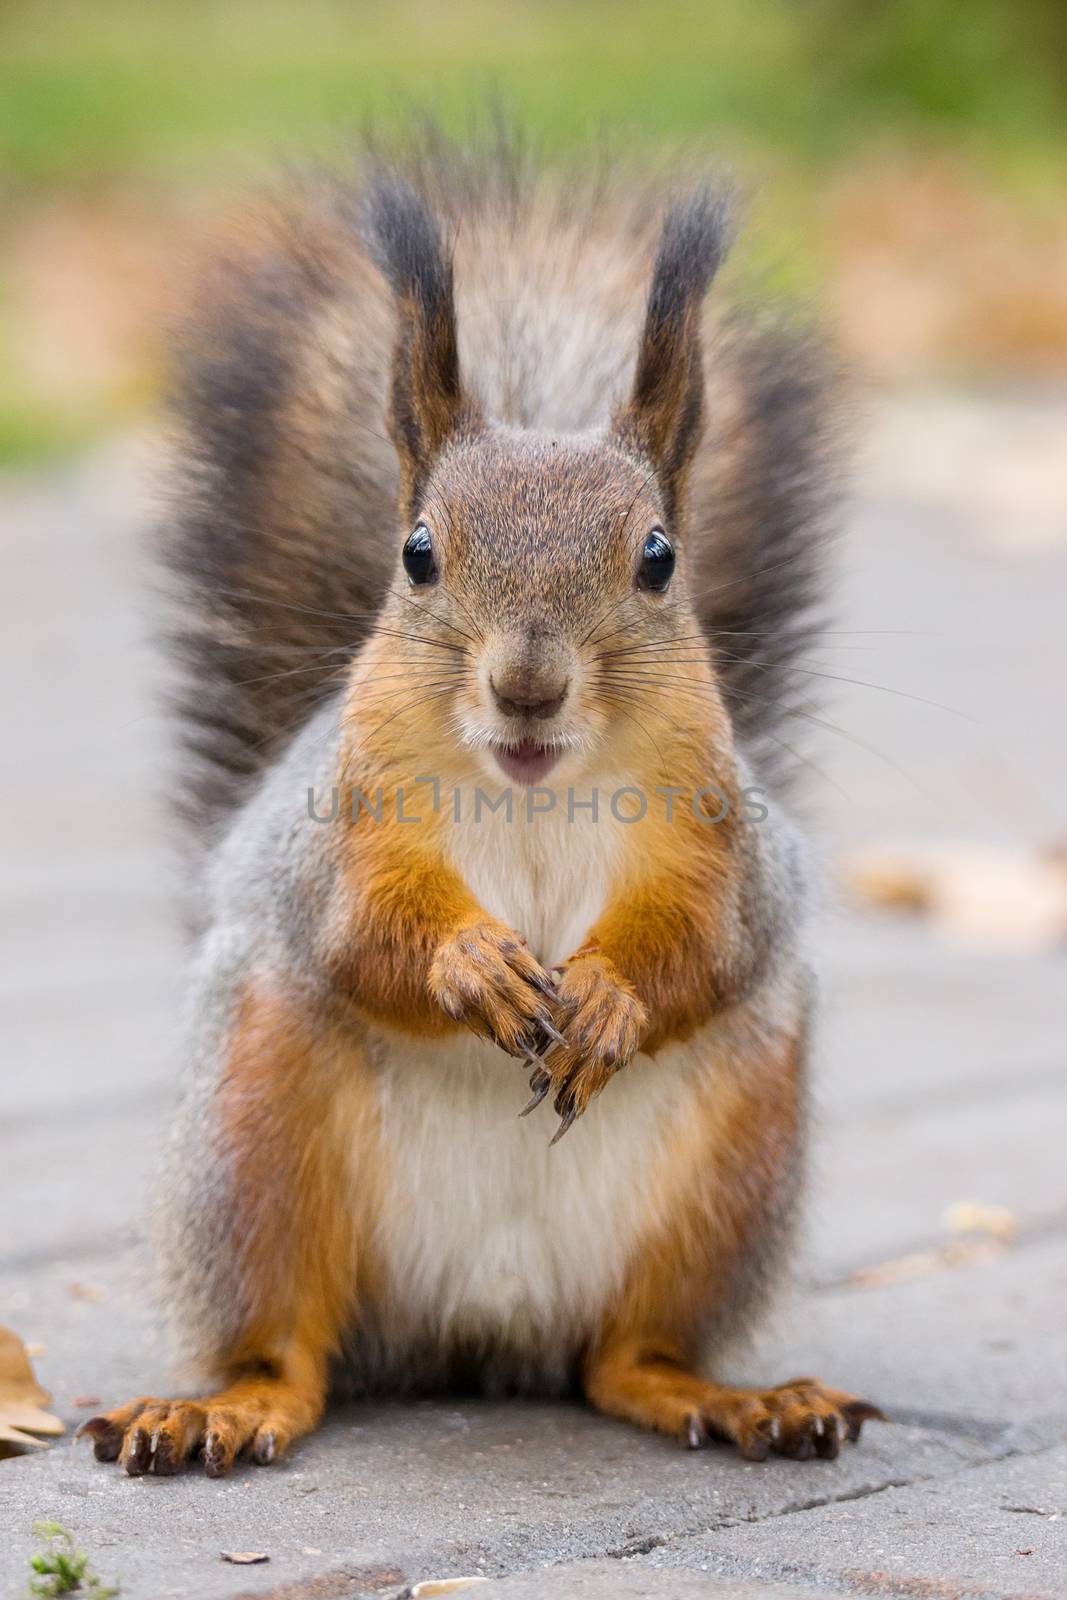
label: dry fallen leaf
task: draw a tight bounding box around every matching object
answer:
[850,1196,1020,1288]
[66,1282,106,1303]
[943,1200,1018,1241]
[844,841,1067,951]
[221,1552,270,1565]
[848,1236,1007,1289]
[0,1326,64,1457]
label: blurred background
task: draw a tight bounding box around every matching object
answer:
[2,0,1067,460]
[1,4,1066,1570]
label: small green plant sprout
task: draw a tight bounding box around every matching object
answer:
[27,1522,118,1599]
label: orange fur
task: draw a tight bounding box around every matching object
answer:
[585,742,758,1049]
[84,983,382,1474]
[580,1020,882,1458]
[326,780,556,1053]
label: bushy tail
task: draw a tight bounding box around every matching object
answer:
[159,178,398,845]
[693,313,840,782]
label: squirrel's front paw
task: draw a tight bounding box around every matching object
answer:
[529,954,647,1142]
[430,919,560,1058]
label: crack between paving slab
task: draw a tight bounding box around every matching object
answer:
[598,1435,1067,1588]
[599,1473,923,1563]
[322,1436,1067,1600]
[318,1436,1044,1599]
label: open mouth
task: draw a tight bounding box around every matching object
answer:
[492,738,561,786]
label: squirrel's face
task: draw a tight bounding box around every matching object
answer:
[382,429,711,786]
[362,177,730,783]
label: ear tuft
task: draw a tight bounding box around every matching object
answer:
[616,186,732,523]
[365,175,456,344]
[644,188,732,345]
[364,175,479,514]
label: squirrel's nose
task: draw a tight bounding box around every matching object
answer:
[490,675,570,721]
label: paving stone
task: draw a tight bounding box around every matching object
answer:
[3,405,1066,1600]
[815,919,1067,1117]
[807,1081,1067,1278]
[3,983,178,1121]
[738,1233,1067,1443]
[0,1400,1015,1600]
[647,1445,1067,1600]
[476,1564,829,1598]
[0,1099,166,1264]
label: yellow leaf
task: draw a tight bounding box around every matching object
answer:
[843,842,1067,952]
[0,1326,64,1459]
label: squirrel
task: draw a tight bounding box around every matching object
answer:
[81,134,883,1477]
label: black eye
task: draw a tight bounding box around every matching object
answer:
[637,529,675,592]
[402,524,436,586]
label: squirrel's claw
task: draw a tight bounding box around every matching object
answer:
[549,1105,578,1146]
[538,1017,569,1049]
[519,1069,552,1117]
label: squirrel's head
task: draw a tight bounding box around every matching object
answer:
[363,177,730,785]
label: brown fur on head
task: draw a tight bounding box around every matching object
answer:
[359,179,731,788]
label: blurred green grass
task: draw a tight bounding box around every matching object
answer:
[3,0,1065,184]
[1,0,1065,462]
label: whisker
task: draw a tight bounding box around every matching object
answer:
[580,599,626,652]
[716,681,922,790]
[338,684,462,786]
[686,547,814,607]
[354,675,467,709]
[706,648,968,719]
[597,632,711,661]
[230,648,355,691]
[385,582,484,650]
[596,677,847,798]
[597,664,918,789]
[213,587,466,654]
[597,639,966,720]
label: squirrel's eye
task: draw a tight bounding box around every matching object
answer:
[402,524,437,586]
[637,529,675,593]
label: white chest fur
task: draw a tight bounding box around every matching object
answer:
[442,779,621,967]
[360,788,709,1384]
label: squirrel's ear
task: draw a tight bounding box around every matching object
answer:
[365,176,482,516]
[614,189,731,524]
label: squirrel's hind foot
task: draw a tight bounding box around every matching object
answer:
[586,1357,885,1462]
[78,1374,322,1477]
[686,1376,886,1461]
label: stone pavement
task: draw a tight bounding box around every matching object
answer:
[1,395,1065,1598]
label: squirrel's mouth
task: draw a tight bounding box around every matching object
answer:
[491,738,561,786]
